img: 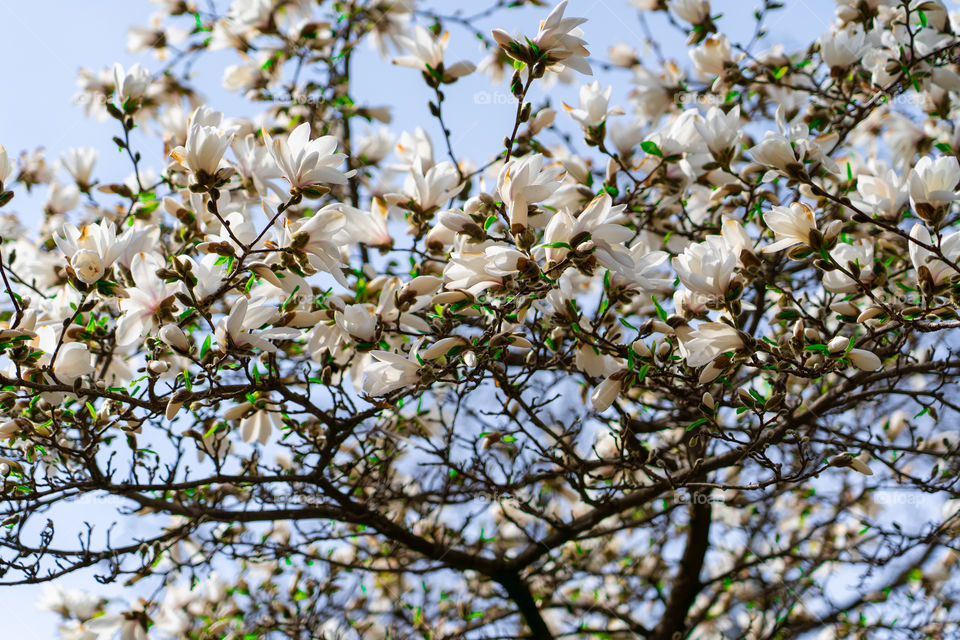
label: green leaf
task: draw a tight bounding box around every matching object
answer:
[640,140,663,157]
[200,334,211,359]
[651,296,667,321]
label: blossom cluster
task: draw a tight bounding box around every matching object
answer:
[3,0,960,638]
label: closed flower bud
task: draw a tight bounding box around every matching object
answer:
[631,339,652,358]
[591,372,625,412]
[165,399,183,421]
[148,360,169,374]
[701,391,715,410]
[224,401,254,421]
[857,306,884,323]
[830,301,859,317]
[848,348,882,371]
[159,324,190,352]
[827,336,849,354]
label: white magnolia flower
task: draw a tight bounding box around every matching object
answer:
[170,121,234,179]
[84,612,149,640]
[908,155,960,220]
[159,324,190,352]
[684,322,745,368]
[176,254,229,301]
[45,183,80,216]
[116,252,176,347]
[239,408,279,445]
[0,146,14,185]
[672,219,747,299]
[668,0,710,24]
[53,342,95,382]
[617,241,671,292]
[265,122,354,192]
[387,159,462,212]
[575,342,618,378]
[444,239,507,296]
[543,193,634,275]
[216,297,300,352]
[591,372,624,412]
[856,167,907,219]
[355,127,395,165]
[54,220,139,284]
[762,203,817,253]
[498,154,565,232]
[225,0,274,32]
[909,223,960,287]
[492,0,592,76]
[694,105,741,157]
[284,203,349,286]
[848,348,882,372]
[37,584,100,620]
[112,62,151,103]
[343,198,392,248]
[689,34,733,77]
[820,24,867,69]
[362,341,424,396]
[608,118,645,156]
[749,106,839,177]
[823,240,875,293]
[335,304,379,343]
[393,25,475,81]
[484,244,529,277]
[61,147,98,188]
[562,81,623,128]
[393,127,434,170]
[832,452,874,475]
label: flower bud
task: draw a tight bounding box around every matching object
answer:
[848,348,882,371]
[159,325,190,352]
[827,336,849,354]
[148,360,169,375]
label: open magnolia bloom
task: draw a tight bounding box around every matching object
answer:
[492,0,592,76]
[53,220,152,285]
[908,223,960,289]
[393,25,476,83]
[170,122,234,183]
[265,122,354,192]
[4,2,960,640]
[362,339,425,396]
[498,154,565,232]
[215,296,301,353]
[562,81,623,129]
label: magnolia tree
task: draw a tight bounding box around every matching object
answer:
[4,0,960,637]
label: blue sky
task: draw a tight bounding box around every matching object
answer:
[0,0,834,636]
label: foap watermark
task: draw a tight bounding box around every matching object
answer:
[474,90,515,106]
[263,91,325,107]
[72,92,111,107]
[672,488,728,505]
[873,492,930,506]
